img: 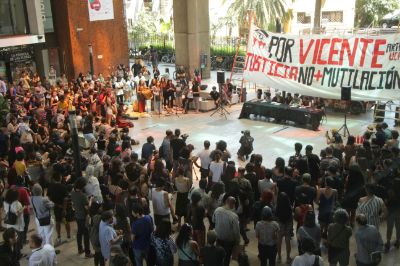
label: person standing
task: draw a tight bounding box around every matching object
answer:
[3,188,24,256]
[71,177,93,258]
[176,223,200,266]
[255,206,280,266]
[131,204,154,266]
[356,184,387,229]
[208,151,224,189]
[192,140,212,180]
[151,220,176,266]
[151,179,176,227]
[292,238,323,266]
[174,168,191,228]
[385,182,400,252]
[212,195,240,266]
[47,174,71,244]
[200,230,225,266]
[28,234,57,266]
[99,210,123,264]
[327,209,352,266]
[30,184,54,246]
[355,214,384,266]
[186,192,206,249]
[0,228,20,266]
[160,130,173,172]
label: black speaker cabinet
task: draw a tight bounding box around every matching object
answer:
[217,71,225,84]
[341,86,351,101]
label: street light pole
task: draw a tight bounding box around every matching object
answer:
[68,110,82,178]
[88,44,94,76]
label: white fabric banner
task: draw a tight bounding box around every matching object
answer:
[88,0,114,22]
[243,25,400,101]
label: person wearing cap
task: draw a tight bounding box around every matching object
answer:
[255,206,280,266]
[201,230,225,266]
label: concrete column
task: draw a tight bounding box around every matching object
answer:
[173,0,210,79]
[25,0,44,36]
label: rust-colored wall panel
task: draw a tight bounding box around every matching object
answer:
[52,0,128,80]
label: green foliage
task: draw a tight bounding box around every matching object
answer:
[223,0,287,29]
[130,11,158,39]
[151,44,175,54]
[210,46,245,56]
[355,0,400,27]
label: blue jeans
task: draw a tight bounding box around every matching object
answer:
[133,248,148,266]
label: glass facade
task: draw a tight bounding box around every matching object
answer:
[0,0,29,36]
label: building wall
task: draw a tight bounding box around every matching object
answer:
[52,0,129,80]
[290,0,356,35]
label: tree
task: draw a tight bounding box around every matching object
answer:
[129,11,158,40]
[223,0,287,29]
[355,0,399,28]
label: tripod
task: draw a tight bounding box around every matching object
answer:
[210,101,230,120]
[338,102,350,137]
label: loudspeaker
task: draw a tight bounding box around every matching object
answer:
[217,71,225,84]
[341,86,351,101]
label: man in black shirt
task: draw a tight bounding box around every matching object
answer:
[210,86,220,107]
[170,129,186,177]
[305,145,320,186]
[277,167,297,205]
[201,230,226,266]
[47,174,70,243]
[131,60,142,78]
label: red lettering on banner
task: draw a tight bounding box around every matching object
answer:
[359,38,374,67]
[299,39,314,64]
[289,67,298,80]
[283,65,290,78]
[268,61,277,75]
[245,52,253,71]
[328,38,341,65]
[371,39,386,68]
[314,70,323,81]
[312,39,321,64]
[261,57,269,72]
[339,39,358,67]
[252,55,261,72]
[274,63,284,78]
[317,39,330,65]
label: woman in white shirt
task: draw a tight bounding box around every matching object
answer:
[3,188,24,254]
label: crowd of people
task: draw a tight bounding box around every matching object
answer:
[0,64,399,266]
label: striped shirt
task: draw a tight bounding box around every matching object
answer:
[356,195,385,228]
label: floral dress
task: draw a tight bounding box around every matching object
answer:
[151,234,177,266]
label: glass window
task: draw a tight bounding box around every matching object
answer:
[322,11,344,23]
[297,12,311,24]
[0,0,29,36]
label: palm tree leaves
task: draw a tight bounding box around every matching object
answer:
[224,0,287,28]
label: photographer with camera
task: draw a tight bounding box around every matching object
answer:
[210,86,220,108]
[237,130,254,161]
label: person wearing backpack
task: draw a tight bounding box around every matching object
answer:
[292,238,323,266]
[3,188,24,257]
[237,130,254,161]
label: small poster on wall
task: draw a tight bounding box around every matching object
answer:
[88,0,114,21]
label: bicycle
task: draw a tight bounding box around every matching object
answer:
[161,53,176,64]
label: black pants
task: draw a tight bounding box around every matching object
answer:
[239,214,249,242]
[23,213,30,243]
[183,98,193,112]
[200,168,209,180]
[117,95,124,104]
[217,239,235,266]
[94,250,105,266]
[76,218,90,254]
[258,244,277,266]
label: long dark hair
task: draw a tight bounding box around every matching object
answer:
[176,223,192,248]
[275,192,292,222]
[5,188,19,204]
[155,220,171,239]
